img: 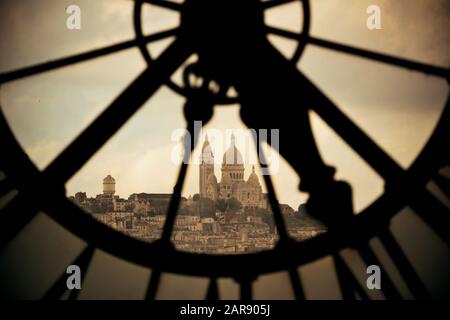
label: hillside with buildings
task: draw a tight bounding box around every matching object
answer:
[69,136,326,254]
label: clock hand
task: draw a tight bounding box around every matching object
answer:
[229,40,354,227]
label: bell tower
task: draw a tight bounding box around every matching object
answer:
[199,134,215,198]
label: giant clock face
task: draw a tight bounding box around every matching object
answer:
[0,0,449,300]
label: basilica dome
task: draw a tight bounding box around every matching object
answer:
[222,134,243,165]
[247,166,259,185]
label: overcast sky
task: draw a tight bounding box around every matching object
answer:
[0,0,449,211]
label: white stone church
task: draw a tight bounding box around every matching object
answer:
[199,134,269,209]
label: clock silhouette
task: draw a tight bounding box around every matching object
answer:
[0,0,448,300]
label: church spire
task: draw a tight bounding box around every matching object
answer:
[201,133,214,164]
[202,133,210,150]
[230,132,235,146]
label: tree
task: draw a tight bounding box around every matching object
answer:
[215,199,228,212]
[193,193,200,201]
[256,208,275,230]
[227,197,242,211]
[151,199,169,214]
[199,198,216,218]
[297,204,309,217]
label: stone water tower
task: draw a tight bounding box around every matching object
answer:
[102,174,116,196]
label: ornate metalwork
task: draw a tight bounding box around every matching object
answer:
[0,0,448,300]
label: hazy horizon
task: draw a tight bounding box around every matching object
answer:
[1,0,449,211]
